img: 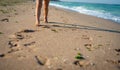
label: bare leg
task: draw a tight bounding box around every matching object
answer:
[43,0,50,23]
[35,0,43,26]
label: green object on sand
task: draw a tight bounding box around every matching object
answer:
[75,53,84,60]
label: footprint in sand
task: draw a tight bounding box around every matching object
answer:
[35,55,53,69]
[17,54,27,60]
[115,49,120,52]
[8,41,35,54]
[7,46,23,53]
[7,29,36,59]
[8,33,23,48]
[115,49,120,56]
[84,44,94,51]
[35,55,48,66]
[106,59,120,65]
[8,29,35,48]
[0,18,9,22]
[23,41,36,47]
[81,35,93,41]
[9,33,24,40]
[8,40,18,48]
[74,59,95,68]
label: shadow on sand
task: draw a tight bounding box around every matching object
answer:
[39,22,120,34]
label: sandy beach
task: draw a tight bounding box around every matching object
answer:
[0,1,120,70]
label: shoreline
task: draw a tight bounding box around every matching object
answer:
[50,5,120,24]
[48,5,120,31]
[0,1,120,70]
[50,1,120,24]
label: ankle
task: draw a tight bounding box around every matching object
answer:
[44,18,48,23]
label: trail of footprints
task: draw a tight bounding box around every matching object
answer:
[8,29,35,48]
[79,34,120,68]
[0,28,120,70]
[0,29,36,58]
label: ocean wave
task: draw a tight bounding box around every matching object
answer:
[72,6,120,23]
[50,3,120,23]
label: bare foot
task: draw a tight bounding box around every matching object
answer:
[35,22,40,26]
[44,19,48,23]
[35,24,40,26]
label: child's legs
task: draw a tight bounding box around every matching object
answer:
[43,0,50,22]
[36,0,43,25]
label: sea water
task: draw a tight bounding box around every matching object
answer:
[50,1,120,23]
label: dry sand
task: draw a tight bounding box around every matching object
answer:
[0,1,120,70]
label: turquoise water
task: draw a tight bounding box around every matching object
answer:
[50,1,120,23]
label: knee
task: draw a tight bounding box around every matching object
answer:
[36,1,43,8]
[36,3,42,9]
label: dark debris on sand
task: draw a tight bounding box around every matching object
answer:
[1,18,9,22]
[0,53,5,58]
